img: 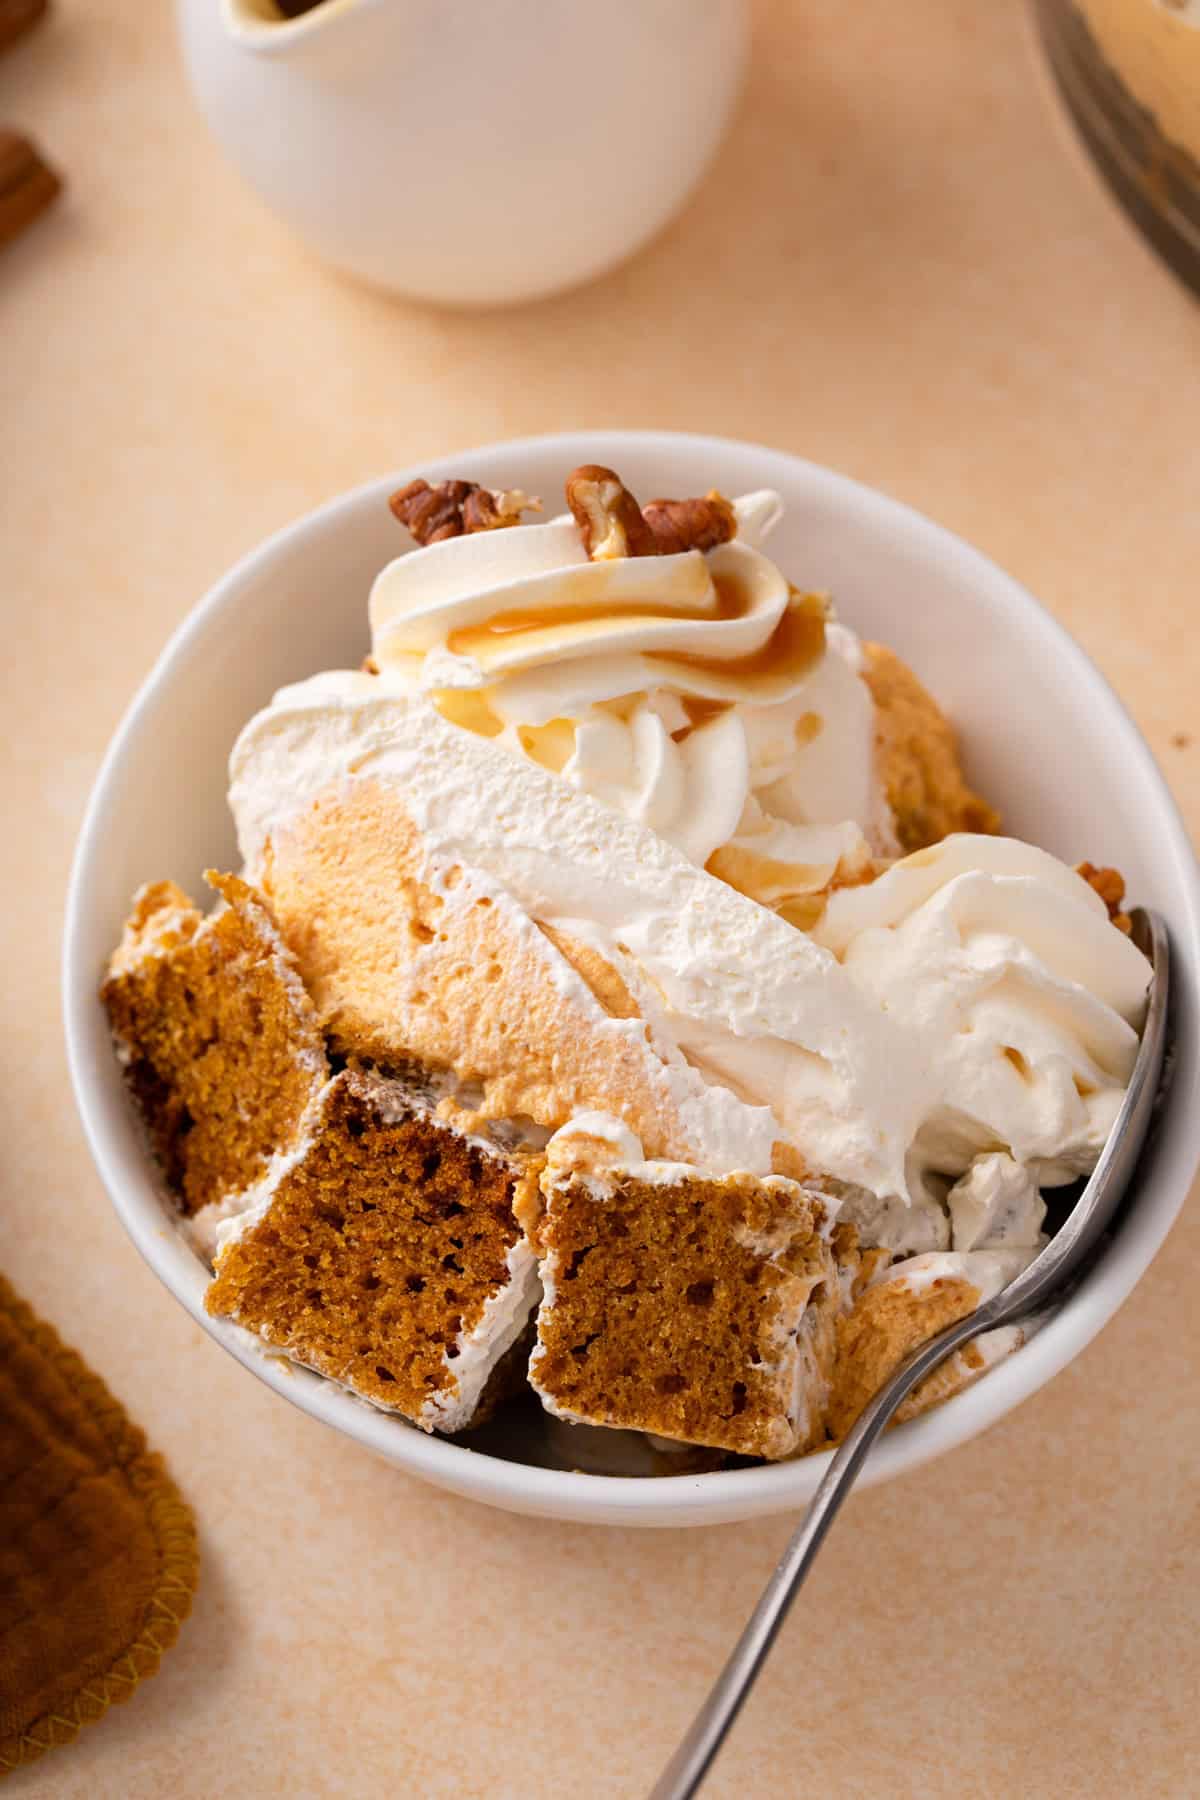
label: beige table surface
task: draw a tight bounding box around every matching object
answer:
[5,1,1200,1795]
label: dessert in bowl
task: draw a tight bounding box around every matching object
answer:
[64,433,1200,1526]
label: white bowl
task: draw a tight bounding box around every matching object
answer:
[64,432,1200,1528]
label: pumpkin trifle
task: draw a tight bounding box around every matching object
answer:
[100,464,1152,1462]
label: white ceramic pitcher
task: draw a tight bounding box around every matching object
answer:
[177,0,749,307]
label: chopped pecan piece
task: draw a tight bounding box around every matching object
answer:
[642,491,737,556]
[1076,861,1132,933]
[565,464,736,560]
[389,478,539,545]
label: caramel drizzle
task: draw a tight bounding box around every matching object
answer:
[444,573,827,696]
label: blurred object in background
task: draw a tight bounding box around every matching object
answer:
[0,128,60,250]
[1035,0,1200,295]
[0,0,47,57]
[0,0,61,255]
[176,0,749,308]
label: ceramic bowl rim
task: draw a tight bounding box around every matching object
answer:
[63,429,1200,1526]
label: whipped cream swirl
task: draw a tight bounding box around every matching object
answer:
[368,493,893,896]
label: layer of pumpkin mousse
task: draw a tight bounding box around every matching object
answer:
[252,774,809,1179]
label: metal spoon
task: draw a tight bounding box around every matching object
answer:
[651,906,1171,1800]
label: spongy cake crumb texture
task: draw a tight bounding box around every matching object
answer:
[100,872,327,1215]
[206,1068,537,1430]
[527,1167,844,1459]
[864,642,1001,851]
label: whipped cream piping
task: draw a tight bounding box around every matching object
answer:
[814,834,1149,1188]
[368,494,894,882]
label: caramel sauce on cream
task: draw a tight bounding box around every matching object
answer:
[669,577,827,688]
[442,570,828,699]
[426,564,849,928]
[431,687,504,737]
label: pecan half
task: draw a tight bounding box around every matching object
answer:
[389,478,539,545]
[1076,861,1132,934]
[565,465,658,559]
[565,464,736,560]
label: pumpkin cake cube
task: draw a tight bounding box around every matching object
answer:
[205,1069,541,1434]
[100,871,326,1216]
[524,1119,846,1460]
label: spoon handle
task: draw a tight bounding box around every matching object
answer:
[648,1305,993,1800]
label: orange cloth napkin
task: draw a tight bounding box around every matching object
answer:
[0,1274,198,1777]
